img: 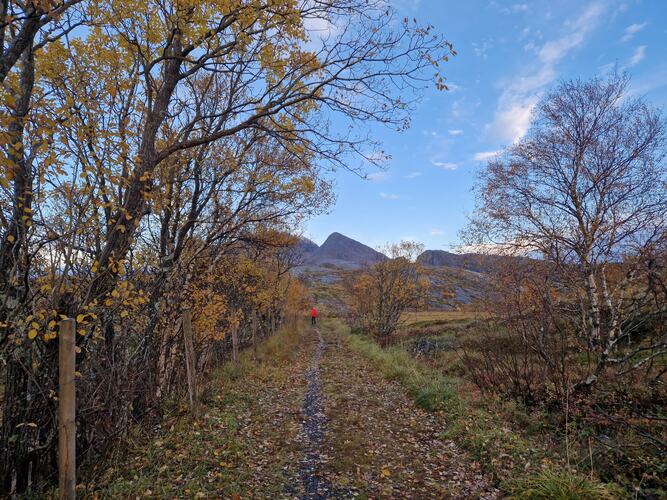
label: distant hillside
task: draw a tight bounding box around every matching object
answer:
[295,237,319,259]
[292,233,496,312]
[417,249,508,273]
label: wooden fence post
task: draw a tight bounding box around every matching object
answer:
[181,310,198,416]
[58,318,76,500]
[252,312,257,357]
[231,323,239,366]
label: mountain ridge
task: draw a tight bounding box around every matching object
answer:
[299,232,385,270]
[296,232,510,273]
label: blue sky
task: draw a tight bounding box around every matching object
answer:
[303,0,667,250]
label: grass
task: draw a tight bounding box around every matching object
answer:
[505,469,624,499]
[336,321,458,411]
[401,310,484,327]
[330,317,624,499]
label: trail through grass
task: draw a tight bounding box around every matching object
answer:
[82,316,623,499]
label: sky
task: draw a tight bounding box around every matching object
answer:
[303,0,667,250]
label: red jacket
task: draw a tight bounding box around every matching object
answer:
[310,307,318,318]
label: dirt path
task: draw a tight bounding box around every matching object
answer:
[317,321,500,499]
[90,321,499,498]
[297,327,336,498]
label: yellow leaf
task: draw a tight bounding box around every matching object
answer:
[28,329,38,340]
[76,314,86,323]
[7,234,15,243]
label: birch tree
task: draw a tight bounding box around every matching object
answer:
[465,73,667,391]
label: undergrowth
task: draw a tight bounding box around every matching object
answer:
[505,469,624,500]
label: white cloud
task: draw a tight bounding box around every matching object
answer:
[537,3,605,65]
[454,242,534,256]
[451,100,461,118]
[473,151,501,162]
[493,1,529,14]
[379,192,401,200]
[621,22,647,42]
[446,82,462,92]
[598,61,616,75]
[491,100,537,144]
[366,171,389,182]
[627,45,647,67]
[432,161,459,170]
[448,129,463,136]
[429,229,444,236]
[403,171,422,179]
[487,2,606,143]
[472,40,493,60]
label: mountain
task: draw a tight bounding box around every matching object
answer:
[417,249,512,273]
[304,232,385,270]
[293,232,386,271]
[295,236,319,257]
[293,233,496,311]
[294,233,515,274]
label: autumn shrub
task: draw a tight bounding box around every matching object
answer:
[460,257,667,494]
[346,241,430,344]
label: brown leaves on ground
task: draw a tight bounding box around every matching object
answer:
[318,327,500,499]
[86,323,499,498]
[85,327,312,498]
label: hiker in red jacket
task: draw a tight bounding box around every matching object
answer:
[310,306,318,326]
